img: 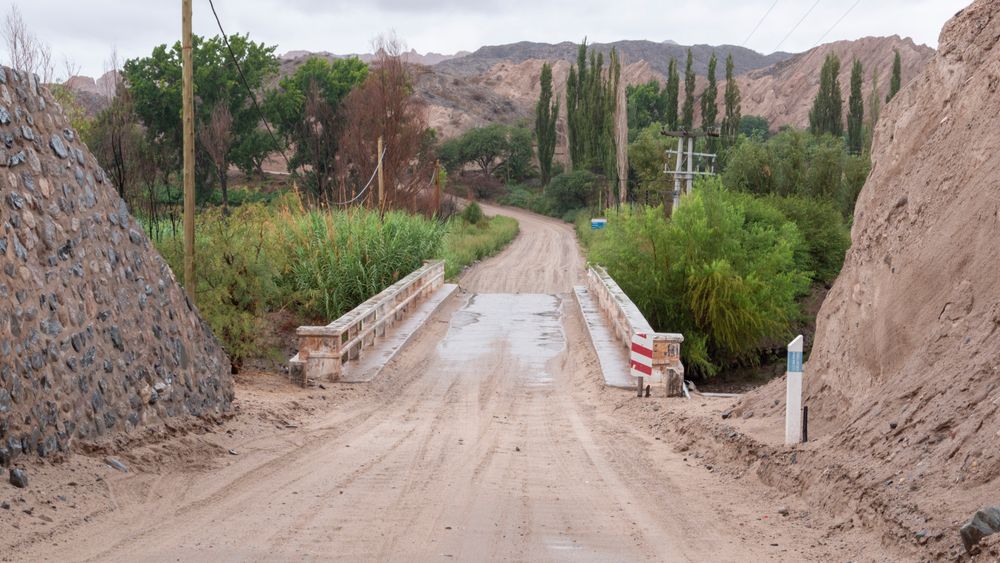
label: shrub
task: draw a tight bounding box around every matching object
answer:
[461,201,485,225]
[766,195,851,284]
[547,170,599,216]
[588,179,809,376]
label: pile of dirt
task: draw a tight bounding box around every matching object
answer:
[733,1,1000,557]
[0,66,233,465]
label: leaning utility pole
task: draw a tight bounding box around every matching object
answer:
[182,0,195,301]
[377,135,385,212]
[662,127,719,212]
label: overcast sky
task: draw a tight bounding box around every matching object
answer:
[4,0,971,79]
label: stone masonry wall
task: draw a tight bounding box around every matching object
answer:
[0,66,233,465]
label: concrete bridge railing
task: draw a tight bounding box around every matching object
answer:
[289,260,446,385]
[587,265,685,396]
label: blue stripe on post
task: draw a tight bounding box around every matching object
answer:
[787,350,803,373]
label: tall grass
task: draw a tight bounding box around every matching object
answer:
[441,215,519,278]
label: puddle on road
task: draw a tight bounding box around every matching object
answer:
[438,293,566,387]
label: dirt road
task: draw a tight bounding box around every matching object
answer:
[7,205,830,562]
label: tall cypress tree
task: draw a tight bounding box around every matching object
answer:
[864,68,881,153]
[809,54,843,137]
[886,49,901,103]
[535,62,559,186]
[700,53,718,130]
[682,48,695,130]
[847,58,864,154]
[665,58,679,130]
[722,53,742,147]
[565,41,620,177]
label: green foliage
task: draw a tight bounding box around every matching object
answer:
[535,63,559,185]
[441,215,519,278]
[864,69,882,154]
[887,49,901,103]
[263,56,368,193]
[626,80,668,139]
[764,195,851,283]
[156,198,446,362]
[461,201,485,225]
[157,204,289,365]
[547,170,600,216]
[700,53,718,131]
[847,59,864,155]
[628,123,673,204]
[722,129,867,214]
[124,34,279,182]
[566,40,621,176]
[499,184,553,216]
[739,115,770,139]
[682,49,695,130]
[722,54,742,148]
[665,58,680,131]
[808,54,843,137]
[588,180,809,375]
[440,124,535,183]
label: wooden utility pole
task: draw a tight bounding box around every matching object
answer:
[182,0,195,300]
[376,136,385,212]
[433,160,441,217]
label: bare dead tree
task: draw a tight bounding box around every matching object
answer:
[198,103,234,214]
[302,81,339,200]
[2,5,53,83]
[338,34,434,213]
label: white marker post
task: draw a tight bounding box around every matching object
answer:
[784,335,804,446]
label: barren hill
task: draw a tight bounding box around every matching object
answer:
[732,35,934,130]
[733,1,1000,556]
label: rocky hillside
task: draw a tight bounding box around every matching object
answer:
[732,35,934,130]
[734,1,1000,557]
[433,40,791,78]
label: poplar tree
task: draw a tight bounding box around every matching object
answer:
[808,54,843,137]
[535,62,559,186]
[665,58,679,130]
[722,53,742,147]
[700,53,718,130]
[566,40,621,177]
[864,69,881,153]
[682,48,695,130]
[847,58,864,154]
[886,49,901,102]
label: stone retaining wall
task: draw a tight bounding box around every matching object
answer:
[0,66,233,465]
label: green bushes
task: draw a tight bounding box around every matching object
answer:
[441,215,519,278]
[281,208,445,321]
[499,170,600,221]
[588,180,810,376]
[156,197,445,364]
[460,201,485,225]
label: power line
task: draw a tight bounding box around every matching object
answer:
[814,0,863,47]
[329,147,386,206]
[206,0,291,171]
[742,0,780,47]
[773,0,823,52]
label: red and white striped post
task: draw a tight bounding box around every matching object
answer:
[631,332,654,397]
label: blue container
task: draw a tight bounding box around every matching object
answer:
[591,218,608,230]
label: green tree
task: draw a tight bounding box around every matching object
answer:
[566,40,621,180]
[264,56,368,195]
[739,115,769,139]
[700,53,718,132]
[124,34,279,199]
[681,48,695,130]
[439,124,535,182]
[628,123,674,204]
[665,58,679,130]
[846,58,864,154]
[721,54,742,148]
[886,49,901,103]
[864,69,881,153]
[626,80,667,138]
[547,170,600,215]
[808,54,843,137]
[535,62,559,186]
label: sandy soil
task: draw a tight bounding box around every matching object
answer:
[2,205,884,562]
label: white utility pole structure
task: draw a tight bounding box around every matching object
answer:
[662,128,719,212]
